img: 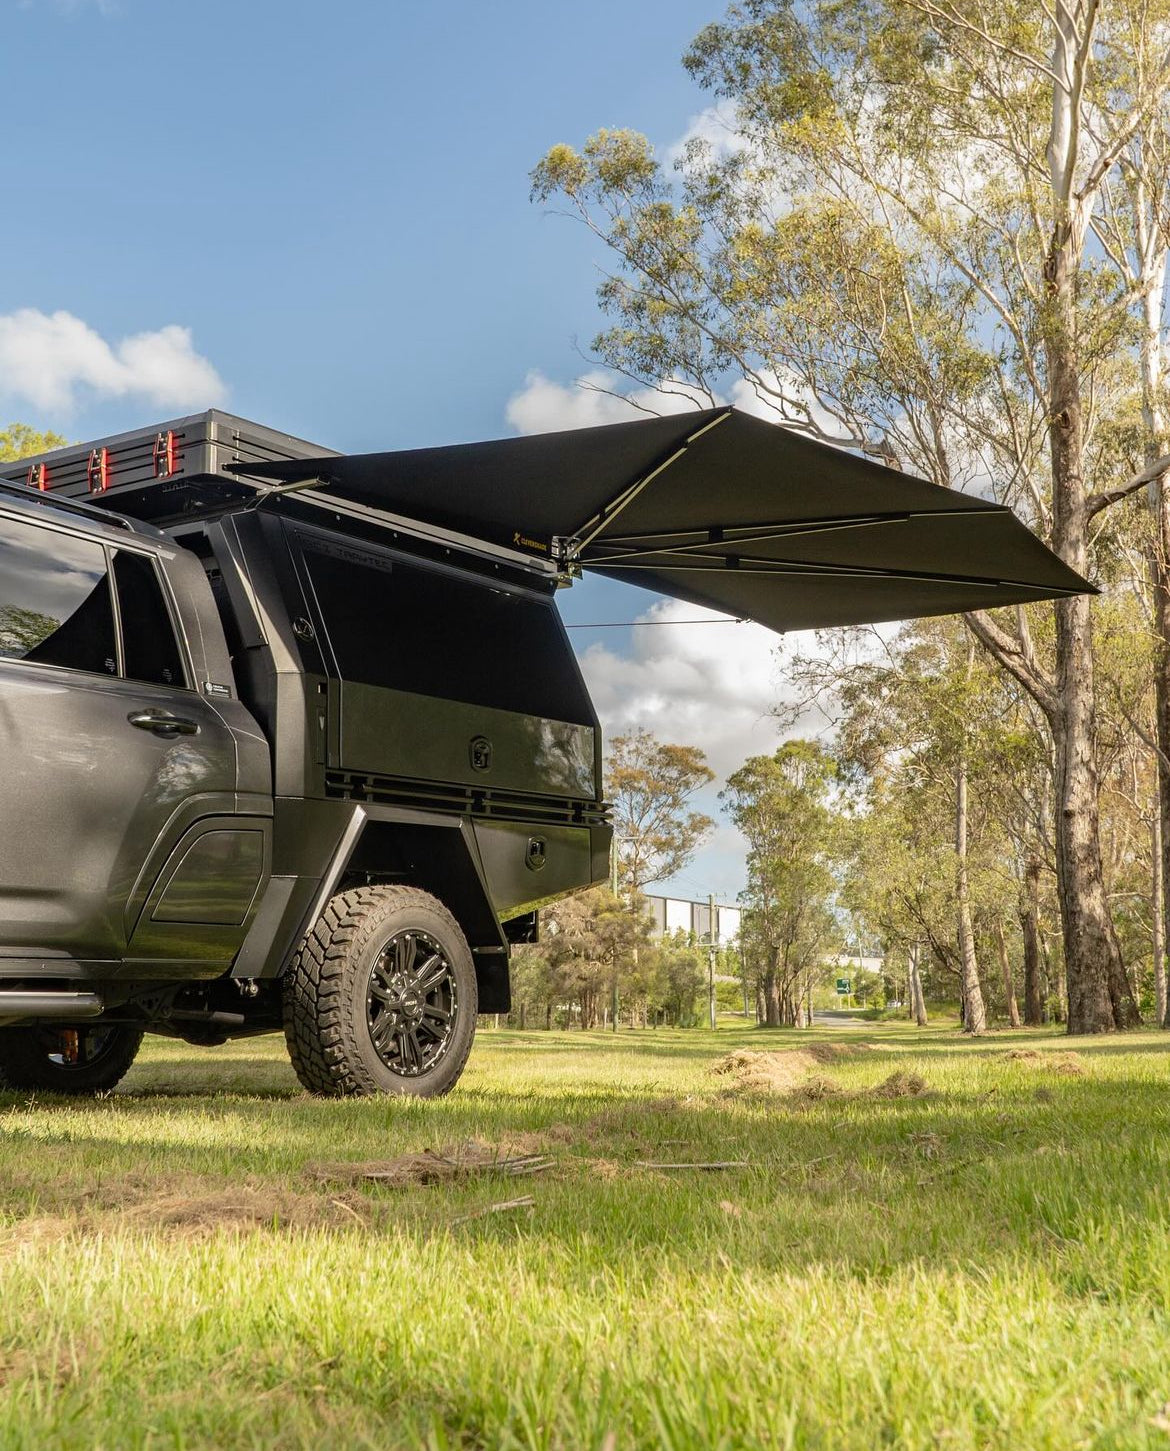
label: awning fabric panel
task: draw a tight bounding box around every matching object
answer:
[229,407,1092,633]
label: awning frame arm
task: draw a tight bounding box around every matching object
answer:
[583,503,1004,564]
[558,408,733,566]
[595,555,1085,594]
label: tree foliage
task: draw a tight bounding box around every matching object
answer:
[722,739,841,1025]
[0,424,65,462]
[533,0,1170,1030]
[605,729,715,891]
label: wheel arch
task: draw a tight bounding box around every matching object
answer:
[324,808,510,1014]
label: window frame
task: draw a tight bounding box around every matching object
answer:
[0,506,194,692]
[110,544,192,692]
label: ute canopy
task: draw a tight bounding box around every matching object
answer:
[228,407,1091,633]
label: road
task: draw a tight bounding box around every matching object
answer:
[812,1010,872,1029]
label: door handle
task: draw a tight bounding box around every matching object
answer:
[128,711,199,737]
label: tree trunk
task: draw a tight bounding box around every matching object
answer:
[955,753,988,1035]
[519,1001,526,1031]
[1142,299,1170,1029]
[1021,855,1045,1026]
[1154,808,1168,1028]
[909,944,928,1027]
[763,954,781,1027]
[1044,182,1139,1031]
[994,920,1022,1028]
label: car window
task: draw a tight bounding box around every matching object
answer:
[0,515,117,677]
[113,550,187,689]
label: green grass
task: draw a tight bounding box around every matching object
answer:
[3,1021,1170,1449]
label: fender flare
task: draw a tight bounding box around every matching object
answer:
[233,803,511,1013]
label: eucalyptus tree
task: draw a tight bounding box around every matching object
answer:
[605,730,715,894]
[531,0,1170,1028]
[0,424,65,461]
[722,740,841,1026]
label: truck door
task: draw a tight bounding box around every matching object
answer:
[0,511,261,968]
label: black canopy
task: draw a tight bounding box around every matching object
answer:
[227,407,1091,633]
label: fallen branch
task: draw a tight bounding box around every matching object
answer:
[359,1154,553,1184]
[634,1161,748,1171]
[451,1196,535,1225]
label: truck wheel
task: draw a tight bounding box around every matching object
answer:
[283,885,478,1097]
[0,1024,143,1095]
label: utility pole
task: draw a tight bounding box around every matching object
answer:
[708,893,717,1031]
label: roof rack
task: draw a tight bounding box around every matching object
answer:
[0,411,337,528]
[0,476,136,531]
[0,412,560,579]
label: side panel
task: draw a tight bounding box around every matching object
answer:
[340,684,594,798]
[0,660,241,962]
[471,822,595,918]
[0,508,274,973]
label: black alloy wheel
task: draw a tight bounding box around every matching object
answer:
[283,884,478,1097]
[366,928,459,1078]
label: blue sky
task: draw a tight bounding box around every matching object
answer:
[2,0,793,902]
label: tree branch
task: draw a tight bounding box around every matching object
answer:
[1086,452,1170,516]
[963,610,1060,721]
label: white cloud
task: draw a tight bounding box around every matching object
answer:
[665,100,749,169]
[0,310,226,414]
[578,595,815,781]
[505,368,709,435]
[507,363,864,456]
[573,595,836,899]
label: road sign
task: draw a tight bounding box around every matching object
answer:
[836,978,851,994]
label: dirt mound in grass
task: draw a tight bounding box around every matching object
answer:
[308,1138,554,1189]
[1051,1055,1087,1076]
[870,1071,929,1099]
[712,1044,869,1097]
[713,1048,930,1103]
[788,1074,846,1105]
[712,1049,822,1093]
[1006,1048,1087,1076]
[121,1186,370,1233]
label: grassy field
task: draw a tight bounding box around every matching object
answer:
[3,1020,1170,1449]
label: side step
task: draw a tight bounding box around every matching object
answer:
[0,992,105,1023]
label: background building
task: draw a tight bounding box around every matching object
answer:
[642,895,741,947]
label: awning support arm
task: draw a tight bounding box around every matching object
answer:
[596,555,1084,594]
[583,504,1003,563]
[560,409,733,563]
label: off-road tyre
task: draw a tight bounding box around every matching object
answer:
[0,1023,143,1095]
[283,885,478,1097]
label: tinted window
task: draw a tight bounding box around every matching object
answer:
[0,515,117,677]
[303,541,592,724]
[114,550,187,688]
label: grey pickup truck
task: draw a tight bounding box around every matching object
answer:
[0,406,1089,1097]
[0,412,609,1097]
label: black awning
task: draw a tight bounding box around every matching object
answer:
[227,407,1091,633]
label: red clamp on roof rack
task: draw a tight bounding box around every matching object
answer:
[87,447,109,493]
[26,462,48,491]
[153,430,177,478]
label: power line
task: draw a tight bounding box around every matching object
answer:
[563,617,746,629]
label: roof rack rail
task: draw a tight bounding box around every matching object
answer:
[0,477,135,530]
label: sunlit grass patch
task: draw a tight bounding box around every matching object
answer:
[1,1022,1169,1447]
